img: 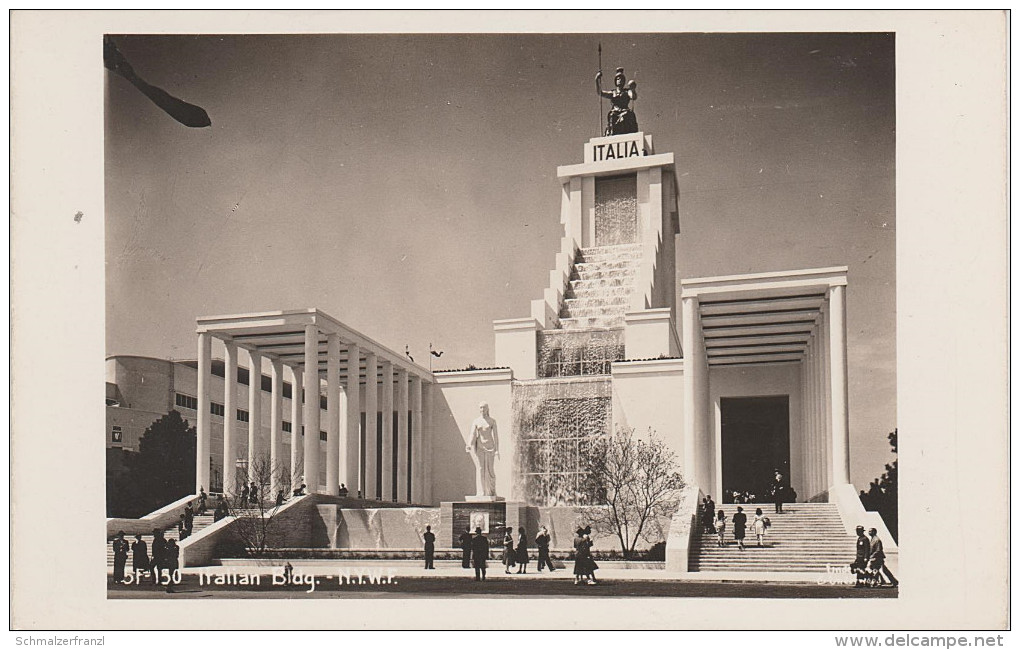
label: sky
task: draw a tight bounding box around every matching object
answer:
[105,32,896,490]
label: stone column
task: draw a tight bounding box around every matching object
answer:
[325,333,342,496]
[290,365,303,492]
[422,381,433,505]
[380,360,394,501]
[821,301,832,488]
[195,332,212,493]
[828,285,851,485]
[343,343,361,495]
[302,324,321,493]
[396,368,409,502]
[270,358,284,499]
[363,352,379,500]
[222,339,238,496]
[247,349,263,478]
[410,376,423,504]
[680,296,699,484]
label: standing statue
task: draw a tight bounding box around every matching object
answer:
[466,402,500,497]
[596,67,639,136]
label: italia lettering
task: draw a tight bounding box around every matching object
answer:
[592,139,643,162]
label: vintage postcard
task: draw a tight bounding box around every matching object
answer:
[9,10,1009,632]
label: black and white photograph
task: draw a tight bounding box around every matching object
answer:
[10,10,1008,633]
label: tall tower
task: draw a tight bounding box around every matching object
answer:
[494,131,680,378]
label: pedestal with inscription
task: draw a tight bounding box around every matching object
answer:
[440,498,526,548]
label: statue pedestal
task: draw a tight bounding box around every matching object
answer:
[440,499,526,548]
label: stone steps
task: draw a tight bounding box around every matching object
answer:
[690,502,857,574]
[107,515,217,566]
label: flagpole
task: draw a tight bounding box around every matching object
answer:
[598,42,603,137]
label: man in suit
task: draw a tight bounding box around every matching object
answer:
[149,528,166,584]
[868,528,898,587]
[704,495,717,533]
[111,531,129,584]
[470,527,490,581]
[423,525,436,570]
[458,529,473,569]
[183,502,195,533]
[852,525,870,586]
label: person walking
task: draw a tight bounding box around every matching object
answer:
[249,481,259,506]
[198,487,208,516]
[470,527,489,581]
[502,527,516,574]
[111,531,129,584]
[240,483,249,505]
[536,526,554,572]
[752,508,767,547]
[184,502,195,533]
[515,528,530,574]
[423,525,436,570]
[149,529,166,584]
[852,525,870,587]
[704,495,717,533]
[177,514,189,541]
[458,529,473,569]
[213,498,229,522]
[582,526,599,585]
[276,489,285,507]
[732,506,747,551]
[868,528,898,587]
[716,510,727,547]
[131,533,149,579]
[164,539,179,593]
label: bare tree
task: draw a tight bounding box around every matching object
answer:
[578,426,685,558]
[223,454,293,557]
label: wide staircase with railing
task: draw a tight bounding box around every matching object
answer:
[107,512,217,568]
[558,243,642,330]
[690,502,856,573]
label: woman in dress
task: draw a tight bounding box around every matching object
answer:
[503,527,516,574]
[572,527,587,585]
[515,527,530,574]
[752,507,767,547]
[715,510,727,547]
[582,525,599,585]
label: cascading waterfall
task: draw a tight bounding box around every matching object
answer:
[511,377,612,506]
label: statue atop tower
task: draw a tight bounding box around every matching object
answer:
[596,67,638,136]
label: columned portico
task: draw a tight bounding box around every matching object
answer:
[680,267,851,503]
[194,309,434,499]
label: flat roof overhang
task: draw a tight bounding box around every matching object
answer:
[196,308,433,383]
[681,267,848,368]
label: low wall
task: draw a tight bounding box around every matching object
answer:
[335,507,440,549]
[829,483,899,552]
[664,484,701,572]
[180,495,313,568]
[527,505,671,553]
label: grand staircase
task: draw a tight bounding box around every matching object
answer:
[107,513,217,568]
[690,502,856,573]
[559,243,641,329]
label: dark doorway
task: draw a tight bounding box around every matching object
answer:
[720,396,790,504]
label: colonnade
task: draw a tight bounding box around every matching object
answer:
[194,324,430,504]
